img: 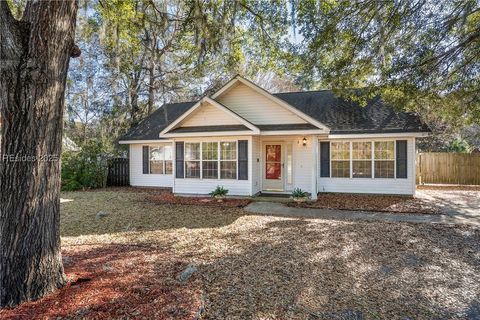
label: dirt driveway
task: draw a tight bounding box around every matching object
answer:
[417,186,480,223]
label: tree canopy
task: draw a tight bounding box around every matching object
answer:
[31,0,480,147]
[292,0,479,128]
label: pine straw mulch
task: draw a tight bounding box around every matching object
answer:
[146,191,251,208]
[3,190,480,319]
[289,193,442,214]
[0,244,203,320]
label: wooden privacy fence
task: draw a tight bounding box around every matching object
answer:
[416,152,480,185]
[107,157,129,186]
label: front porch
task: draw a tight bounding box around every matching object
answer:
[252,135,322,199]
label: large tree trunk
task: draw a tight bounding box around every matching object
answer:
[147,63,155,116]
[130,83,140,128]
[146,33,157,116]
[0,0,78,308]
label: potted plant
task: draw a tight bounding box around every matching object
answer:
[291,188,309,203]
[209,186,229,202]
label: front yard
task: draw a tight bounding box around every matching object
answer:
[2,189,480,319]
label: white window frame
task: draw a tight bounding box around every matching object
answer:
[183,139,238,180]
[219,141,238,180]
[184,142,201,179]
[329,140,397,179]
[202,141,219,179]
[330,141,351,178]
[149,144,173,175]
[351,141,373,178]
[373,140,396,179]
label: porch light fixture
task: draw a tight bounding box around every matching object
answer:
[302,137,307,146]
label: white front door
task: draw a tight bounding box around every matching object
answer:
[263,143,284,191]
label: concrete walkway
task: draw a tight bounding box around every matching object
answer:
[417,188,480,223]
[244,202,480,226]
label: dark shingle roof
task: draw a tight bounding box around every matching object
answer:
[120,90,429,141]
[274,91,429,134]
[120,101,195,141]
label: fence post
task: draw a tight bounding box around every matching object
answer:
[418,153,422,185]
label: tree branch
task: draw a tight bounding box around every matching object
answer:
[236,0,272,43]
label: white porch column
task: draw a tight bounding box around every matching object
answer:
[311,135,318,200]
[248,136,254,196]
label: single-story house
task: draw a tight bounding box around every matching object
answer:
[119,75,430,198]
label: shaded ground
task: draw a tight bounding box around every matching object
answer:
[245,201,480,226]
[2,189,480,319]
[289,193,440,214]
[0,244,203,320]
[417,187,480,222]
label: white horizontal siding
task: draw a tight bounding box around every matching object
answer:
[258,135,316,194]
[174,180,251,196]
[291,136,314,193]
[218,83,306,125]
[181,102,240,127]
[317,138,416,195]
[128,136,416,195]
[252,136,261,194]
[129,144,174,187]
[173,136,253,196]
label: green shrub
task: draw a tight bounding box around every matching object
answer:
[447,139,473,153]
[209,186,229,197]
[61,140,108,191]
[291,188,308,198]
[61,179,83,191]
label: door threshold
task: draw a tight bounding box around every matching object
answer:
[259,191,290,198]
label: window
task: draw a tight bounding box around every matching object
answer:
[375,141,395,178]
[352,142,372,178]
[149,145,173,174]
[220,141,236,179]
[185,143,200,178]
[183,141,238,180]
[328,140,396,179]
[150,147,164,174]
[331,142,350,177]
[202,142,218,179]
[164,145,173,174]
[286,143,293,184]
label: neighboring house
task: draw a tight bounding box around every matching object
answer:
[62,136,81,152]
[119,75,430,198]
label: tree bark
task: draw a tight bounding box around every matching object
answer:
[130,82,140,128]
[0,0,78,308]
[146,33,157,116]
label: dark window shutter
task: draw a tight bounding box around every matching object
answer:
[175,142,184,178]
[396,140,407,178]
[142,146,149,174]
[320,142,330,177]
[238,140,248,180]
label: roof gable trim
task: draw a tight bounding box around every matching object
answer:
[159,96,260,137]
[211,75,330,132]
